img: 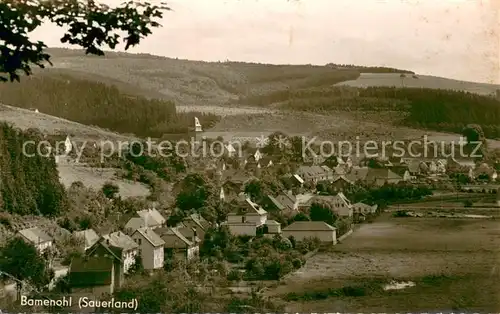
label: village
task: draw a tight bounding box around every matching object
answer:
[1,117,499,312]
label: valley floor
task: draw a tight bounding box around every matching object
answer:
[267,212,500,312]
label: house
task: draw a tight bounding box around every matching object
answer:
[281,174,304,188]
[131,228,165,270]
[345,166,369,183]
[296,193,316,211]
[391,166,412,181]
[352,202,378,215]
[407,160,421,176]
[473,163,498,181]
[259,156,275,167]
[225,143,237,157]
[224,198,268,236]
[333,164,349,176]
[282,221,337,244]
[329,175,354,192]
[124,208,166,233]
[73,229,99,251]
[365,168,402,186]
[180,213,211,241]
[275,192,299,214]
[85,239,125,289]
[221,170,255,193]
[262,195,286,212]
[296,165,333,183]
[69,256,118,295]
[17,227,53,253]
[94,232,139,274]
[156,227,199,261]
[314,193,353,218]
[244,148,263,163]
[264,220,281,235]
[336,156,353,168]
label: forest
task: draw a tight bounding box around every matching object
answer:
[240,86,500,139]
[0,73,220,138]
[0,123,68,216]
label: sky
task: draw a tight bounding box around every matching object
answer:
[32,0,500,84]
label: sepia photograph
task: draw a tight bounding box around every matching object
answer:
[0,0,499,312]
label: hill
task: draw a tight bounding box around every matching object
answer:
[336,73,500,96]
[3,48,500,141]
[0,70,219,138]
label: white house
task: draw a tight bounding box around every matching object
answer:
[124,208,166,233]
[265,220,281,235]
[102,231,139,273]
[225,143,237,157]
[329,192,353,218]
[18,227,53,253]
[352,202,378,215]
[282,221,337,244]
[131,227,165,270]
[64,135,72,154]
[224,198,268,236]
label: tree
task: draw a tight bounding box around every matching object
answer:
[175,174,212,211]
[1,0,170,82]
[102,181,120,199]
[0,237,53,292]
[309,202,337,226]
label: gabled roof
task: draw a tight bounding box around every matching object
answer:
[353,202,378,210]
[391,165,410,177]
[265,220,281,226]
[18,227,52,244]
[137,208,166,226]
[332,175,354,184]
[229,198,267,216]
[266,195,285,211]
[283,221,336,231]
[102,231,138,251]
[74,229,99,248]
[366,168,402,182]
[184,213,211,230]
[293,174,304,184]
[345,166,369,182]
[156,227,194,248]
[69,256,114,287]
[177,227,201,243]
[275,193,296,210]
[134,228,165,247]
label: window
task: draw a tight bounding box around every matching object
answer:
[137,238,142,245]
[241,216,246,223]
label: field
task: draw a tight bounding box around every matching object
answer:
[57,163,150,198]
[268,213,500,312]
[336,73,500,96]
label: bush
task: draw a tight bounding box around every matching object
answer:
[291,258,302,269]
[227,270,242,281]
[392,210,411,217]
[463,200,473,207]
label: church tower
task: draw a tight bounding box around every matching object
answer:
[194,117,203,142]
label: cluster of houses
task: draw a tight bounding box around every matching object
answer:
[2,119,499,305]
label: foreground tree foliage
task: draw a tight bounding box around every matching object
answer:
[0,0,170,82]
[0,123,68,216]
[0,237,53,290]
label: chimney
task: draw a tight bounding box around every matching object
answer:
[192,228,197,242]
[106,239,110,245]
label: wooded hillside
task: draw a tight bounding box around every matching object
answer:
[0,73,220,138]
[0,123,68,216]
